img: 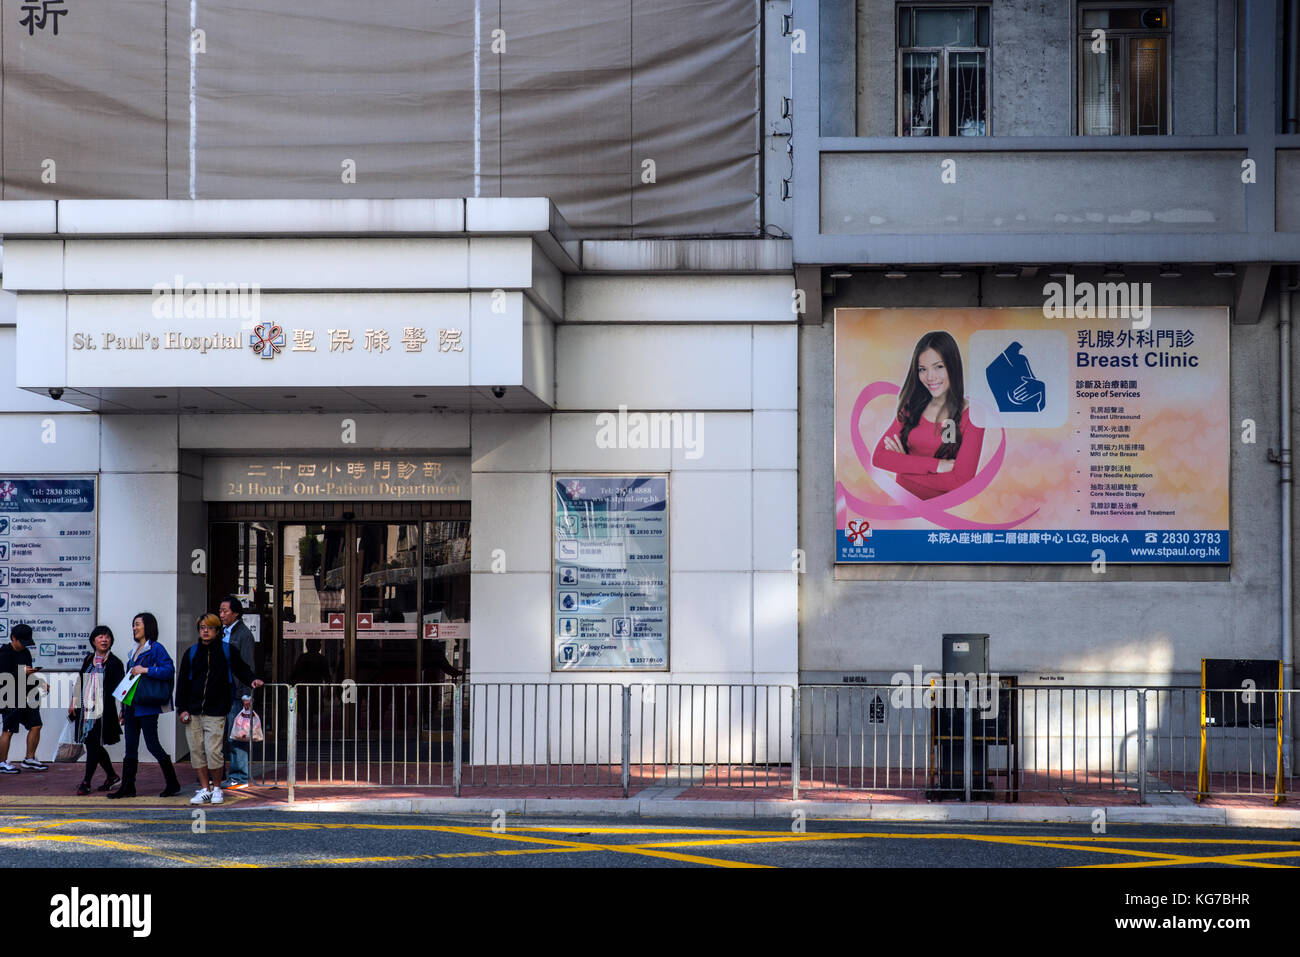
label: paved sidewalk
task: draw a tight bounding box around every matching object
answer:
[2,762,1296,828]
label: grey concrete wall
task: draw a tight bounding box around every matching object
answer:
[851,0,1229,137]
[798,272,1282,685]
[1277,151,1300,231]
[821,150,1247,233]
[856,0,895,136]
[991,0,1070,136]
[766,0,796,234]
[1173,0,1227,135]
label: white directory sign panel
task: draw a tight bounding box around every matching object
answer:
[553,476,668,671]
[0,478,97,670]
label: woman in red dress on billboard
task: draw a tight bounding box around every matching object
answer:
[871,330,985,501]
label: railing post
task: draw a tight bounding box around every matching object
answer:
[963,686,973,803]
[792,686,801,801]
[621,685,631,798]
[287,686,296,804]
[453,682,463,798]
[1136,689,1147,805]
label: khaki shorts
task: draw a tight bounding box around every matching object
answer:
[185,714,226,771]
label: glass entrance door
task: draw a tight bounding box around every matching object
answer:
[354,522,421,683]
[280,523,348,686]
[211,510,471,689]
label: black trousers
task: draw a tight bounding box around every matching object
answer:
[121,709,168,763]
[81,720,115,782]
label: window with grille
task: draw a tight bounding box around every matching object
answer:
[897,5,990,136]
[1078,5,1170,135]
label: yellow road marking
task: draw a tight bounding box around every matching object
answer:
[0,832,253,867]
[427,825,772,868]
[299,847,600,865]
[4,815,1299,868]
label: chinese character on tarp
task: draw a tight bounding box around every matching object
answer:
[347,462,366,479]
[374,461,391,479]
[19,0,67,35]
[422,462,442,479]
[397,462,417,480]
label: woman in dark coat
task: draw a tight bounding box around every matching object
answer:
[69,625,125,795]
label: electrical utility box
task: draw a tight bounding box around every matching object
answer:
[942,634,989,675]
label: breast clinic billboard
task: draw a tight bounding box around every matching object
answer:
[834,306,1229,563]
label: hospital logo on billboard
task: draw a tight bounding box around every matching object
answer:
[846,520,871,544]
[0,482,16,503]
[250,323,286,359]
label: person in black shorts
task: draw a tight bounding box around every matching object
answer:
[0,624,48,773]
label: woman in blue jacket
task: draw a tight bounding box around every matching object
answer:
[108,612,182,799]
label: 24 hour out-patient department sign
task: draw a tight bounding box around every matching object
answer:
[0,478,97,669]
[835,307,1229,563]
[553,476,668,671]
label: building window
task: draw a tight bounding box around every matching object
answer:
[897,5,990,136]
[1078,5,1170,135]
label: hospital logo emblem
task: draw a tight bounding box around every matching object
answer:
[250,323,286,359]
[0,482,16,503]
[846,520,871,544]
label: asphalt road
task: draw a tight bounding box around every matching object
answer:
[0,809,1296,869]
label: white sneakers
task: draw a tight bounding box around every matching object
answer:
[211,786,224,804]
[189,786,225,805]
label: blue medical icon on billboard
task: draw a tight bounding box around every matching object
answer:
[968,330,1069,430]
[986,341,1046,412]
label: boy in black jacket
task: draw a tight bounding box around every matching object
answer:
[177,614,262,805]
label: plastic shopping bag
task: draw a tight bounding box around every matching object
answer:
[230,707,264,743]
[55,716,84,763]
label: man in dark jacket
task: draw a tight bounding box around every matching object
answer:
[178,613,262,805]
[0,624,47,773]
[217,596,256,789]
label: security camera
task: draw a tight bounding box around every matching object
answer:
[491,386,506,399]
[48,388,64,401]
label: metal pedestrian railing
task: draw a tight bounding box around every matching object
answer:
[798,684,1295,804]
[274,682,458,799]
[263,680,1294,804]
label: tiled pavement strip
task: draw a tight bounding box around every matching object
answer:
[0,763,1296,829]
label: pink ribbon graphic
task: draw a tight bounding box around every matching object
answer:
[840,381,1037,531]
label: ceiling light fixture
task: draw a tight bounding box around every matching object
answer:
[884,267,907,279]
[1158,264,1182,278]
[938,266,963,279]
[1212,263,1237,278]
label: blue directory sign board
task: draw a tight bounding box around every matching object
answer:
[553,476,668,671]
[0,478,97,670]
